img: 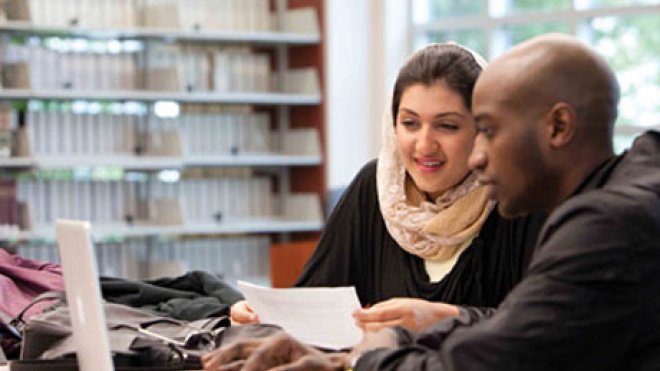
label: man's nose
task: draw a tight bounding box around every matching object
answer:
[468,144,487,171]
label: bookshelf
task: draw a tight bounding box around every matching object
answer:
[0,0,326,286]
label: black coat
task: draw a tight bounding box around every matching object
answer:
[357,131,660,371]
[101,270,243,321]
[296,160,545,308]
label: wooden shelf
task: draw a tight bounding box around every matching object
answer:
[16,218,324,242]
[184,154,322,167]
[34,155,181,170]
[0,156,33,167]
[0,89,321,105]
[0,21,320,45]
[0,154,322,170]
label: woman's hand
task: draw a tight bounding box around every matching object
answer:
[353,298,460,332]
[230,300,260,325]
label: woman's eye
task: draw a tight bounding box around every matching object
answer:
[435,122,458,131]
[400,120,418,128]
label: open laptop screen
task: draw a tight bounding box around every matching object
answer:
[55,219,114,371]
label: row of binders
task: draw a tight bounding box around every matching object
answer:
[17,235,272,282]
[0,106,12,157]
[17,175,275,227]
[3,42,273,93]
[17,105,272,158]
[4,0,274,32]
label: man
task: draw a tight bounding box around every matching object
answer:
[202,33,660,371]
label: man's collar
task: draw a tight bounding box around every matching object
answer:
[569,153,624,197]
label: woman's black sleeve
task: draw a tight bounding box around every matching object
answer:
[294,161,378,305]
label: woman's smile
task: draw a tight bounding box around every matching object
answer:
[415,157,445,173]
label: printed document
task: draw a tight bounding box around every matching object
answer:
[237,281,363,350]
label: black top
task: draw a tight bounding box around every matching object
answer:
[357,132,660,371]
[296,160,546,307]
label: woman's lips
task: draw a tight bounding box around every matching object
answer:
[415,158,443,173]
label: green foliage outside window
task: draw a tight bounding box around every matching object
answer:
[506,0,570,13]
[428,0,483,18]
[424,29,487,56]
[503,22,570,47]
[586,14,660,130]
[581,0,659,8]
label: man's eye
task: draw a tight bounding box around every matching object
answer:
[477,127,495,138]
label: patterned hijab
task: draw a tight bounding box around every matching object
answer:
[376,43,494,261]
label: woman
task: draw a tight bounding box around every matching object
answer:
[231,43,545,332]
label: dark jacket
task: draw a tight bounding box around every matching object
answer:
[357,131,660,371]
[101,270,243,321]
[296,160,545,308]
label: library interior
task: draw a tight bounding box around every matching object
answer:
[0,0,658,370]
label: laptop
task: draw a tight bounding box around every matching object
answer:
[55,219,114,371]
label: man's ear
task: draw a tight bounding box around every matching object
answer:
[545,102,576,148]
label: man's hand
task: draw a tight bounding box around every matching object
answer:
[230,300,260,325]
[202,332,348,371]
[353,298,460,332]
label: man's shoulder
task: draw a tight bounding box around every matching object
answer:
[527,186,659,281]
[544,184,660,244]
[556,186,653,220]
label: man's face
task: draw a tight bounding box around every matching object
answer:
[468,77,550,218]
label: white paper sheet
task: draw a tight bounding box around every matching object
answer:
[237,281,363,350]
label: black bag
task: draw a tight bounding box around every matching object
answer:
[2,291,64,360]
[0,311,21,360]
[9,296,229,371]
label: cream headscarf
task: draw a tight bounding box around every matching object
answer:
[377,43,494,262]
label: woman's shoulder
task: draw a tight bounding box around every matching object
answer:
[343,159,379,192]
[328,159,380,213]
[356,159,378,179]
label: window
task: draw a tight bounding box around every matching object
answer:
[412,0,660,152]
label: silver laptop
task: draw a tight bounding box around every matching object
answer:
[55,219,114,371]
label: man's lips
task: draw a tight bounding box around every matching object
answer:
[477,178,498,199]
[477,177,494,186]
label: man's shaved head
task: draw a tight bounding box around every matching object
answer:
[469,34,620,216]
[480,33,619,148]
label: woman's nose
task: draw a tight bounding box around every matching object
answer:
[415,126,438,153]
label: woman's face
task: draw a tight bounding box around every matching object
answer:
[396,81,477,200]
